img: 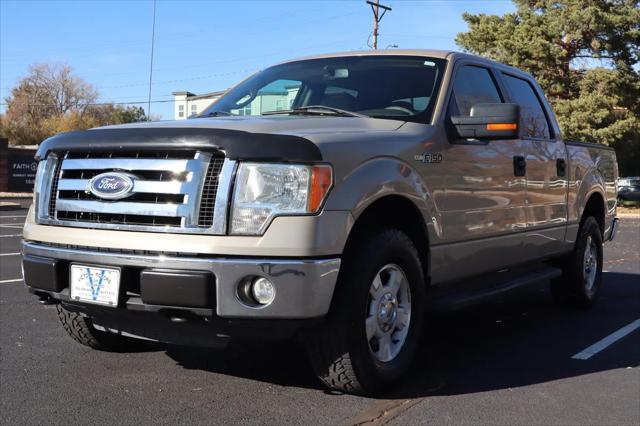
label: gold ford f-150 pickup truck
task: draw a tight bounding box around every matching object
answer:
[22,49,619,395]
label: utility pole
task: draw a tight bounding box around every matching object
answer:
[147,0,157,120]
[366,0,392,49]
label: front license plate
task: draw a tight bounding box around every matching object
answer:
[70,264,121,307]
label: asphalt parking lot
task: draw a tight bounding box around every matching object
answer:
[1,200,638,425]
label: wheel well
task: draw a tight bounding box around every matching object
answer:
[344,196,430,281]
[583,192,605,236]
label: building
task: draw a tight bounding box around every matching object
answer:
[172,90,225,120]
[172,82,299,120]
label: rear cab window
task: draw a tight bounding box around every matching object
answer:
[501,74,552,139]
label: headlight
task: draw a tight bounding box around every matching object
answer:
[230,163,333,235]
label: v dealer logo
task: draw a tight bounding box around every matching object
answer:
[85,268,106,301]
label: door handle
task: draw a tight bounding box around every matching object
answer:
[556,158,566,177]
[513,155,526,177]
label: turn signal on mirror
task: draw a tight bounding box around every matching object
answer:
[486,123,518,131]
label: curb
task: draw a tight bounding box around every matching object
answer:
[0,201,21,210]
[617,213,640,219]
[0,193,32,199]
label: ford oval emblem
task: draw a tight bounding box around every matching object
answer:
[88,172,135,200]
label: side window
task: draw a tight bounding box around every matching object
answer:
[451,65,502,116]
[502,74,551,139]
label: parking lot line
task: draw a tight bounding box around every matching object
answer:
[0,234,22,238]
[0,278,23,284]
[0,224,24,229]
[0,215,27,218]
[0,252,21,257]
[572,318,640,360]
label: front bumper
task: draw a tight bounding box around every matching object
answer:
[22,241,340,319]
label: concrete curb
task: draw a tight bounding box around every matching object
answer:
[0,201,21,209]
[617,213,640,219]
[0,193,32,199]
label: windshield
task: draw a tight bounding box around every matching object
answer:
[200,55,446,123]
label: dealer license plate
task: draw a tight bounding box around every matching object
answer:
[70,264,121,307]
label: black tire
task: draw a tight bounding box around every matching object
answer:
[56,304,145,351]
[550,216,603,308]
[306,228,426,395]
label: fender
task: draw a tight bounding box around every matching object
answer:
[324,156,443,244]
[572,165,606,224]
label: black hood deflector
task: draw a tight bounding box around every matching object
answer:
[35,127,323,161]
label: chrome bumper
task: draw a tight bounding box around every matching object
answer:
[22,241,340,319]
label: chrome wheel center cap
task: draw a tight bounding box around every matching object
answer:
[377,292,398,331]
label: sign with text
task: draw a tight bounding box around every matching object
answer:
[8,153,37,192]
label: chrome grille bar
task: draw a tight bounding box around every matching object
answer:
[61,158,202,172]
[55,199,191,217]
[57,178,192,194]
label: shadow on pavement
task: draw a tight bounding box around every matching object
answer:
[165,271,640,397]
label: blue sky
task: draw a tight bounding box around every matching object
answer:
[0,0,515,120]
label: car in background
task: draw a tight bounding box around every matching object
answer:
[618,177,640,205]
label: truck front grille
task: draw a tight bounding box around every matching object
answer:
[35,150,235,235]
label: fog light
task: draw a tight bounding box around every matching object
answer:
[251,277,275,305]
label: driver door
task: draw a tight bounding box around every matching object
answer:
[437,63,530,283]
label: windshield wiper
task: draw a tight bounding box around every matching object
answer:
[262,105,366,118]
[198,111,233,118]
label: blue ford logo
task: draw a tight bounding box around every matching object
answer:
[88,172,135,200]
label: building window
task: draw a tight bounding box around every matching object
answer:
[178,111,184,118]
[178,105,184,111]
[237,104,252,116]
[191,104,197,113]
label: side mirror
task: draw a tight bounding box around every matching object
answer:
[451,103,520,139]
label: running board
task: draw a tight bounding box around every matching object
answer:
[429,264,562,311]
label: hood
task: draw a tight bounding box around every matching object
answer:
[101,115,406,137]
[36,115,410,162]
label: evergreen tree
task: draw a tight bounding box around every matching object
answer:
[456,0,640,176]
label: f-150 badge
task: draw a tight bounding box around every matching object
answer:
[414,153,442,163]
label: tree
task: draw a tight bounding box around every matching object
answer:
[4,63,99,145]
[85,104,148,126]
[3,64,150,145]
[455,0,640,176]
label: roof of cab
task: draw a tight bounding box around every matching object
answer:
[277,48,531,79]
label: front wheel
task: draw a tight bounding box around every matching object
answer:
[550,216,603,308]
[306,228,426,395]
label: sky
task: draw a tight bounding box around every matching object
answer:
[0,0,515,120]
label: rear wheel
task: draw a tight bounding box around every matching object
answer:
[56,304,145,351]
[306,228,426,395]
[550,216,603,308]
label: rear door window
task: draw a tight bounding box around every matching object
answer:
[502,74,551,139]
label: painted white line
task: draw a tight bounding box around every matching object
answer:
[0,234,22,238]
[0,224,24,229]
[572,319,640,360]
[0,278,23,284]
[0,215,27,218]
[0,252,20,257]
